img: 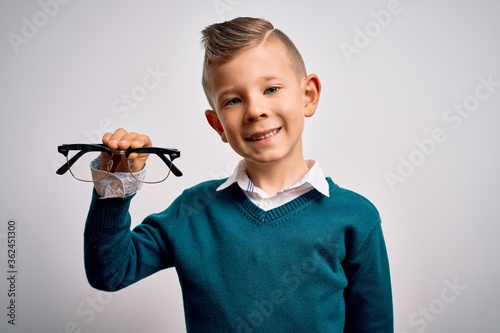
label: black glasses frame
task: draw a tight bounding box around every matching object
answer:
[56,143,182,182]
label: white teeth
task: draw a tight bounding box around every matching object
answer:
[251,129,279,141]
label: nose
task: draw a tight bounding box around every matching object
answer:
[245,96,268,123]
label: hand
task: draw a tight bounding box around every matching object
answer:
[100,128,153,173]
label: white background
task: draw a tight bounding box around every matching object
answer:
[1,0,499,332]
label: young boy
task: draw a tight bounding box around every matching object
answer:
[84,17,393,332]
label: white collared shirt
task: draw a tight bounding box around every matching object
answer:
[217,159,330,211]
[91,157,144,199]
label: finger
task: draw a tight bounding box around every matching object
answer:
[116,132,143,150]
[117,133,152,150]
[105,128,129,149]
[130,134,152,149]
[102,132,113,145]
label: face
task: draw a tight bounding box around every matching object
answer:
[205,40,320,168]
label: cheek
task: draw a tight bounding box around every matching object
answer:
[281,105,305,125]
[279,93,304,116]
[218,116,239,140]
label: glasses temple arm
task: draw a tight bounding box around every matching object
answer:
[157,154,183,177]
[56,150,86,175]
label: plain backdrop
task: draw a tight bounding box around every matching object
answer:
[1,0,499,332]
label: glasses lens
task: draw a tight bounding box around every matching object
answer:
[66,150,106,182]
[131,153,172,184]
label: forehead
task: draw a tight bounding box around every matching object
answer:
[207,40,295,90]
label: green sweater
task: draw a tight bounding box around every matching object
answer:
[84,177,393,332]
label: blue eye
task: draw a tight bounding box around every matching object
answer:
[266,86,280,94]
[225,98,241,106]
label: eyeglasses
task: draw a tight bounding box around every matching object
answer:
[56,143,182,183]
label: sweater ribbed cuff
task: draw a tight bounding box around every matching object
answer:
[86,189,134,230]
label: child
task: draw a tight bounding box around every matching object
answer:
[84,17,393,332]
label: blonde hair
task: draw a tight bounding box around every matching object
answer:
[200,17,307,106]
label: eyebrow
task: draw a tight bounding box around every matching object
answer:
[214,86,237,103]
[217,75,284,93]
[217,86,237,97]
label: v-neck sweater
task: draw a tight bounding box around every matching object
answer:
[84,177,393,332]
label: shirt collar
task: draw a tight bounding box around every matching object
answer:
[216,159,330,197]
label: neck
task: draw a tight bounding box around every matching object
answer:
[244,157,309,197]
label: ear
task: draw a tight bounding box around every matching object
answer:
[205,110,228,143]
[302,74,321,118]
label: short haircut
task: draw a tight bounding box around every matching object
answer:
[200,17,307,107]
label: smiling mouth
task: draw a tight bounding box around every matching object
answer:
[246,128,281,142]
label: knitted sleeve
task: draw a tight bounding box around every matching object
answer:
[342,221,393,332]
[83,189,178,291]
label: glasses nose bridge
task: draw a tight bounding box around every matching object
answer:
[110,149,126,156]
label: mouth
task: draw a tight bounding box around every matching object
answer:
[246,127,281,142]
